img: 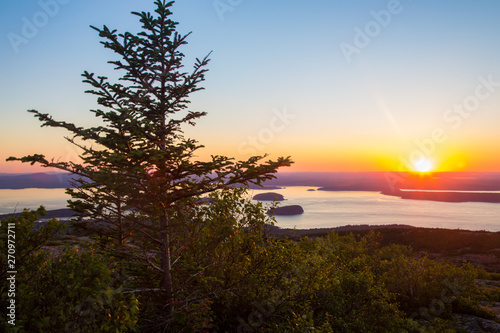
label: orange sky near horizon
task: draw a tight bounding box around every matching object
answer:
[3,131,500,174]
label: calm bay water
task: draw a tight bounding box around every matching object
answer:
[0,188,69,214]
[1,187,499,231]
[250,187,500,232]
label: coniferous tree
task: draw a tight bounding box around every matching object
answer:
[8,0,291,321]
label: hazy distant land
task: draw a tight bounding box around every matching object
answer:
[2,172,500,204]
[385,189,500,203]
[0,172,74,189]
[264,172,500,203]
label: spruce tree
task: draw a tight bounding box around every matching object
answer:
[8,0,291,321]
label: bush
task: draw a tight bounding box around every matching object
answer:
[16,247,139,332]
[372,243,478,318]
[0,208,138,332]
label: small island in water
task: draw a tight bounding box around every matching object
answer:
[267,205,304,216]
[252,192,285,201]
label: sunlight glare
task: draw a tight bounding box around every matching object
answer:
[413,158,434,173]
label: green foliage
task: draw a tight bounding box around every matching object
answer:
[203,230,491,332]
[415,318,460,333]
[1,206,494,332]
[15,247,139,332]
[454,296,497,320]
[477,268,500,281]
[0,207,64,279]
[0,208,138,332]
[484,284,500,302]
[208,232,407,332]
[371,242,478,319]
[134,188,278,331]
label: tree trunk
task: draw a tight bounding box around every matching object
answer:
[117,200,124,246]
[160,211,174,316]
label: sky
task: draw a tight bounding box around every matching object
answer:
[1,0,500,174]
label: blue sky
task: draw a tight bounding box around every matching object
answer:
[1,0,500,173]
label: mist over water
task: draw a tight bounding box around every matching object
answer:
[1,187,499,231]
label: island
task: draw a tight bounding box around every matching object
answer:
[252,192,285,201]
[267,205,304,216]
[383,189,500,203]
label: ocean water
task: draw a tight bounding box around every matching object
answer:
[1,187,499,231]
[249,187,500,232]
[0,188,69,214]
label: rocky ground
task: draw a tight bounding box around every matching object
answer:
[456,314,500,333]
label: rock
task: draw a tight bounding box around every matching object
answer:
[307,189,316,191]
[267,205,304,216]
[455,314,500,332]
[253,192,285,201]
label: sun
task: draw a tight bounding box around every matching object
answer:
[413,158,434,173]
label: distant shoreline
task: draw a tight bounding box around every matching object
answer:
[1,207,498,235]
[4,171,500,191]
[382,189,500,203]
[3,208,499,273]
[0,208,76,220]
